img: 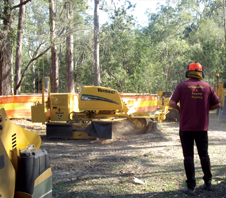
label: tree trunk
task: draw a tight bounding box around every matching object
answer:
[66,2,74,93]
[38,67,40,93]
[14,0,25,95]
[0,0,13,95]
[0,48,12,95]
[32,63,35,92]
[11,51,13,94]
[94,0,100,86]
[49,0,59,93]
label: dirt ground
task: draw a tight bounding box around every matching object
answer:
[12,111,226,197]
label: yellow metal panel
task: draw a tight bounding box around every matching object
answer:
[50,93,74,122]
[31,104,50,124]
[0,139,16,198]
[79,86,123,111]
[34,167,52,187]
[0,108,41,159]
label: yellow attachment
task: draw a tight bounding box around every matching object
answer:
[215,83,225,106]
[122,101,129,113]
[154,106,169,122]
[72,131,96,140]
[154,91,175,122]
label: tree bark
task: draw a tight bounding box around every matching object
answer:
[49,0,59,93]
[0,0,31,95]
[223,0,226,43]
[66,2,74,93]
[11,0,31,10]
[14,0,25,95]
[0,0,13,95]
[32,62,35,92]
[38,67,40,93]
[94,0,100,86]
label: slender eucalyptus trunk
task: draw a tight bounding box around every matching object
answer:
[0,0,13,95]
[94,0,100,86]
[66,2,74,93]
[14,0,25,95]
[32,63,35,92]
[49,0,58,93]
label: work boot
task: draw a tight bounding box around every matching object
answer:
[202,182,213,191]
[182,186,195,196]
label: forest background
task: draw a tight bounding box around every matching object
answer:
[0,0,226,95]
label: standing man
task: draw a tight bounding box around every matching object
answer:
[169,62,221,196]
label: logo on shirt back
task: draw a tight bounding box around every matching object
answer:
[188,86,204,89]
[188,86,204,99]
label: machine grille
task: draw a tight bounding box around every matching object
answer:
[52,95,68,107]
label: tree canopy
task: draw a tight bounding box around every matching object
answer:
[0,0,225,94]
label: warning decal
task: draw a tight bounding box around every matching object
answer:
[57,114,63,120]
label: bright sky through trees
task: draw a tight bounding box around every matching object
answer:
[130,0,166,26]
[89,0,166,26]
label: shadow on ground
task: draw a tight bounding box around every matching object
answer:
[53,179,226,198]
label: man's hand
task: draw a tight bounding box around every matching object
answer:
[169,100,180,113]
[209,103,221,111]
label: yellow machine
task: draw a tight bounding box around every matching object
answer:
[0,108,52,198]
[214,82,226,107]
[154,91,180,122]
[31,77,156,139]
[214,82,226,117]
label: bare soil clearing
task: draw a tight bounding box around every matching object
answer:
[12,111,226,198]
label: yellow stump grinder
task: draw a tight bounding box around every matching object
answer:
[154,91,180,122]
[0,108,52,198]
[31,77,156,139]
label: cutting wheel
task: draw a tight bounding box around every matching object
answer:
[112,118,152,137]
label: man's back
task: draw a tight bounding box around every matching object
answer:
[169,62,221,195]
[171,78,219,131]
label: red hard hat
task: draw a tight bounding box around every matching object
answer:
[188,62,203,71]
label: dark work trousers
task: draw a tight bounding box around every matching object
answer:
[179,131,212,190]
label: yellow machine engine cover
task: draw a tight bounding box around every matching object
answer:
[79,86,123,111]
[50,93,74,122]
[0,139,16,198]
[0,108,52,198]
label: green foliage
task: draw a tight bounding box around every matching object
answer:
[5,0,226,93]
[187,18,225,84]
